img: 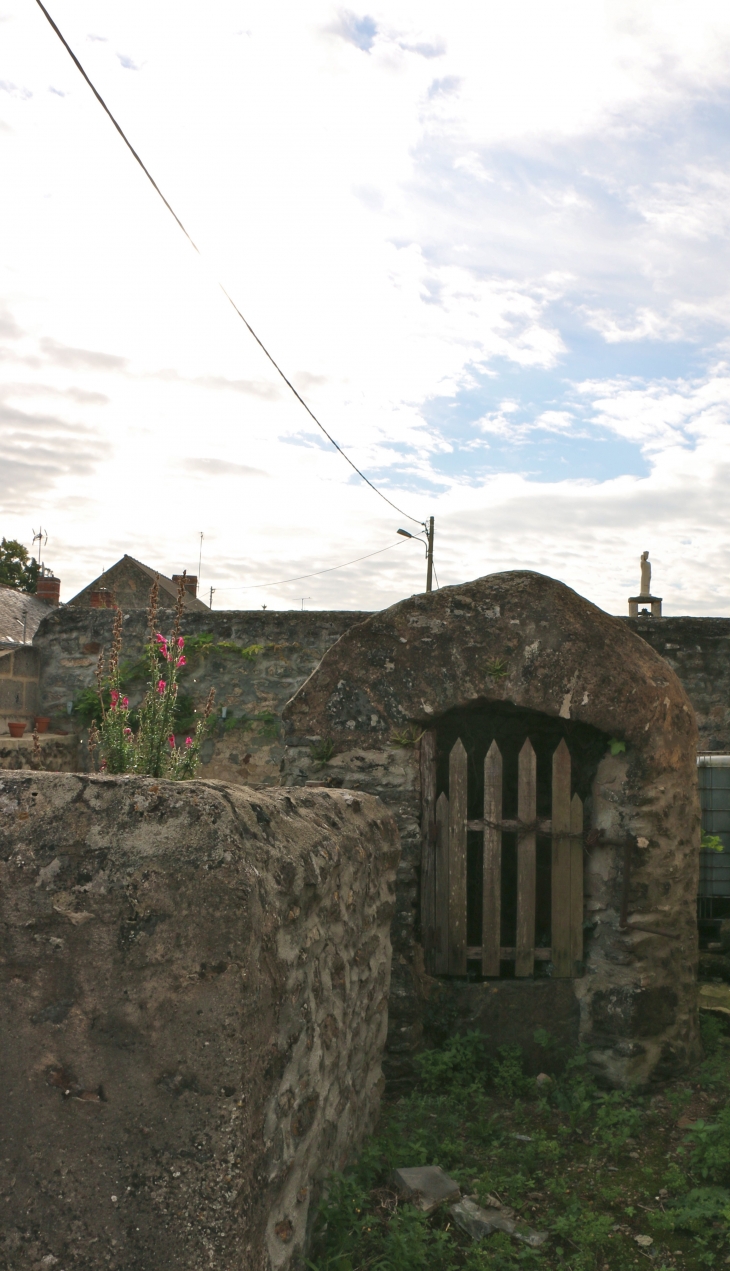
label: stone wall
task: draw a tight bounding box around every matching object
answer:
[624,616,730,752]
[0,644,40,732]
[0,772,399,1271]
[0,734,77,771]
[283,572,701,1089]
[34,608,367,786]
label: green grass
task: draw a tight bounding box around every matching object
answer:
[308,1016,730,1271]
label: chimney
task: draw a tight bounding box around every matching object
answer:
[36,575,61,606]
[172,574,198,599]
[90,587,116,609]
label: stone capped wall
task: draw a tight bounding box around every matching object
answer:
[34,608,367,786]
[0,772,399,1271]
[624,616,730,752]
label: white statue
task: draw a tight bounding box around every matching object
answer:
[640,551,651,597]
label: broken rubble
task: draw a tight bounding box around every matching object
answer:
[391,1166,461,1213]
[450,1196,549,1249]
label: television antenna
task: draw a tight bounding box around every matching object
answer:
[32,527,48,574]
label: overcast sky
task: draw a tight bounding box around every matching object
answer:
[2,1,730,613]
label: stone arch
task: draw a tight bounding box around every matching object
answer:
[283,571,700,1086]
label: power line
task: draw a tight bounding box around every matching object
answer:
[33,0,423,528]
[211,537,408,593]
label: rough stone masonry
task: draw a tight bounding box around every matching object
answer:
[0,773,399,1271]
[283,571,702,1088]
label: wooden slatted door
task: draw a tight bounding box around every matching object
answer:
[422,734,584,978]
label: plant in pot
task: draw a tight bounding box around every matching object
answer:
[8,721,27,738]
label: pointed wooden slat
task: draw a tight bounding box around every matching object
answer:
[434,792,449,976]
[448,739,468,975]
[420,730,438,974]
[516,738,537,977]
[570,792,584,976]
[482,740,502,976]
[551,738,572,978]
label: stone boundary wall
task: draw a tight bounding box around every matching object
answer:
[32,608,730,786]
[624,616,730,752]
[0,734,77,771]
[0,772,399,1271]
[34,608,367,786]
[0,644,40,732]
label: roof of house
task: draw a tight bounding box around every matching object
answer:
[67,554,210,612]
[0,583,54,646]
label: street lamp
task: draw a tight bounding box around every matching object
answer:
[397,517,435,593]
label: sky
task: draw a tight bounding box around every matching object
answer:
[2,0,730,614]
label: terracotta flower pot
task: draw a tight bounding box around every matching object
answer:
[34,717,50,734]
[8,721,26,738]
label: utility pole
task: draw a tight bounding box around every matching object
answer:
[397,517,435,593]
[208,586,215,609]
[425,516,434,593]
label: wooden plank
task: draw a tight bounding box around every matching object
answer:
[434,792,449,975]
[448,739,468,975]
[482,740,502,976]
[467,946,552,961]
[419,729,438,973]
[570,792,584,976]
[468,817,552,833]
[516,738,537,977]
[551,739,572,978]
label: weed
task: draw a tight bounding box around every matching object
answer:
[549,1050,597,1129]
[592,1090,644,1155]
[492,1045,530,1100]
[416,1033,488,1093]
[390,725,425,749]
[686,1106,730,1183]
[703,1014,727,1057]
[486,658,508,679]
[652,1187,730,1234]
[311,737,336,766]
[608,737,626,755]
[702,832,725,853]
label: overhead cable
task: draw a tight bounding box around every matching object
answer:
[211,536,408,593]
[33,0,423,526]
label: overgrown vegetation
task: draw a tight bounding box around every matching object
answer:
[87,574,215,779]
[308,1012,730,1271]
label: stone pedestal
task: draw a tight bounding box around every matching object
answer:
[628,594,662,618]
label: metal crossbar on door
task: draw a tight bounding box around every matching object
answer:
[420,733,584,978]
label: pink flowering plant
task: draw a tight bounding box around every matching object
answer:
[89,573,214,779]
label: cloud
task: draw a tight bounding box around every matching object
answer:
[117,54,139,71]
[2,381,109,406]
[0,400,108,509]
[329,11,378,52]
[49,87,66,98]
[179,457,269,479]
[39,338,128,372]
[428,76,460,99]
[400,39,446,59]
[146,367,279,397]
[0,80,31,100]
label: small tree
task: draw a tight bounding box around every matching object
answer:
[0,538,39,593]
[89,573,215,779]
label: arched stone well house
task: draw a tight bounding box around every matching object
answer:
[282,571,701,1087]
